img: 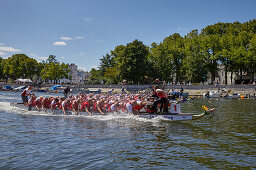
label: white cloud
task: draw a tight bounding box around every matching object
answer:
[78,66,87,71]
[90,65,98,70]
[79,52,85,56]
[61,36,73,41]
[78,65,98,71]
[53,41,67,46]
[29,53,48,62]
[84,18,93,22]
[74,36,85,40]
[177,27,182,31]
[0,51,6,55]
[0,46,21,52]
[0,43,4,45]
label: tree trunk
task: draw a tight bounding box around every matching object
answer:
[251,70,255,83]
[211,70,215,84]
[225,66,228,85]
[240,69,243,84]
[231,71,233,85]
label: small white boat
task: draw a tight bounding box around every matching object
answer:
[223,93,241,99]
[203,90,222,98]
[13,86,27,92]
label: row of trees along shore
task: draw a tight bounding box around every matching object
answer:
[0,55,70,84]
[91,19,256,85]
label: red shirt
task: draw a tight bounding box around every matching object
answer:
[81,101,92,110]
[157,91,167,99]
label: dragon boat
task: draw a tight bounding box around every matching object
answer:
[10,102,215,121]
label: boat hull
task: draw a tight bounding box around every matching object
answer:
[10,103,210,121]
[138,113,193,121]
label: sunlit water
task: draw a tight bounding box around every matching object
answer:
[0,91,255,169]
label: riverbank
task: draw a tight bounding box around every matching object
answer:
[84,85,256,97]
[1,83,256,96]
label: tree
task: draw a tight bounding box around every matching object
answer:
[98,53,115,76]
[201,34,221,84]
[183,30,207,83]
[162,33,185,82]
[116,39,149,84]
[149,42,172,82]
[40,56,69,83]
[0,57,3,80]
[104,67,119,84]
[47,55,58,63]
[247,33,256,83]
[89,68,103,84]
[2,58,11,83]
[1,54,40,81]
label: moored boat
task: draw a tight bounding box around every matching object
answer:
[203,90,222,98]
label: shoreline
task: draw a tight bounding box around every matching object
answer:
[1,84,256,96]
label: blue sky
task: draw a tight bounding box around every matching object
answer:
[0,0,255,71]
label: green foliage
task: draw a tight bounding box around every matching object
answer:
[0,57,3,80]
[117,39,149,84]
[40,56,69,82]
[93,19,256,84]
[0,54,41,82]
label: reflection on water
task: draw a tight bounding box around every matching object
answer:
[0,91,255,169]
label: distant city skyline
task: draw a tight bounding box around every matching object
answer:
[0,0,255,71]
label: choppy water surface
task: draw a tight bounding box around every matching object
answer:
[0,91,255,169]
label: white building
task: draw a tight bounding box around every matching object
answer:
[78,69,90,84]
[68,63,79,84]
[59,63,89,84]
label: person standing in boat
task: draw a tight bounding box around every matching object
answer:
[63,86,70,98]
[21,86,33,106]
[153,89,168,113]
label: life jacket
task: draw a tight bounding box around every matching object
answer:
[51,100,59,109]
[21,89,29,96]
[33,98,41,106]
[43,100,50,108]
[60,101,69,110]
[157,91,168,99]
[28,98,35,107]
[70,100,78,110]
[81,100,92,110]
[94,101,104,112]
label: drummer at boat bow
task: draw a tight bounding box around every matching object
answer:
[63,86,71,98]
[153,89,168,113]
[21,86,33,106]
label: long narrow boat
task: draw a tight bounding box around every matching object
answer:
[10,103,215,121]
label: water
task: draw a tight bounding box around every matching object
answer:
[0,91,255,169]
